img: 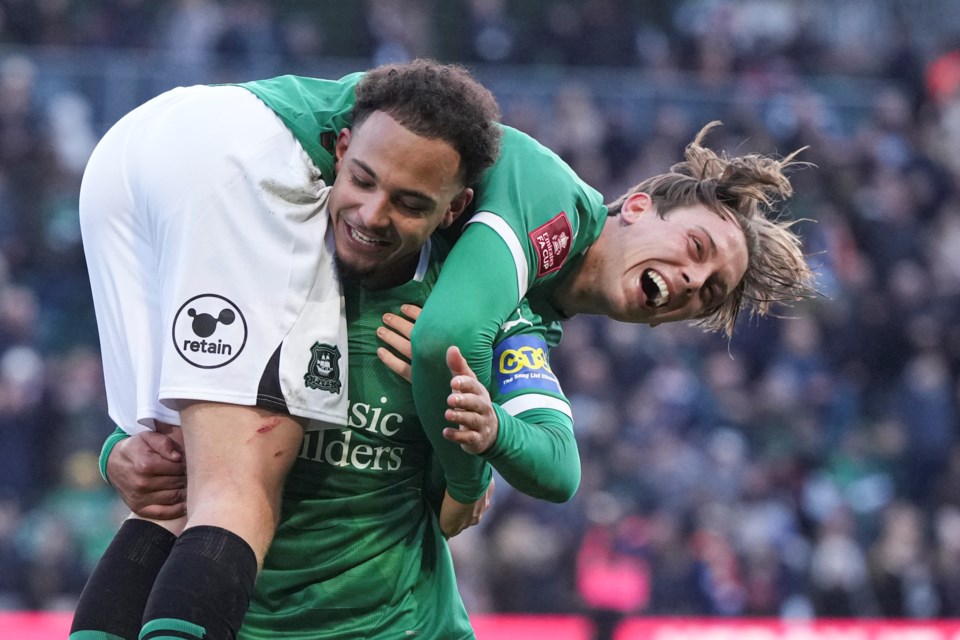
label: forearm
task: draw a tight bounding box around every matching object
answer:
[412,225,522,501]
[483,405,580,503]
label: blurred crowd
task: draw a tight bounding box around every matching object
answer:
[1,0,960,625]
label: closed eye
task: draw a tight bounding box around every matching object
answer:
[399,201,428,215]
[350,173,374,190]
[704,280,726,311]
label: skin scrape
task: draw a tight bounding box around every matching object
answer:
[257,416,283,434]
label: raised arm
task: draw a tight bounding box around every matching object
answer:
[410,223,524,502]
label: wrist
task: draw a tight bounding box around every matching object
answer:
[99,428,130,485]
[480,405,509,459]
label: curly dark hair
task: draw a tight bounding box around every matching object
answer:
[353,58,502,187]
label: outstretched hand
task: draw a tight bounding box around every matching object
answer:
[107,424,187,520]
[442,346,499,455]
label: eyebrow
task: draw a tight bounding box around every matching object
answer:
[351,158,437,208]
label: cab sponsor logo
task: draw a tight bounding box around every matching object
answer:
[494,334,561,394]
[172,294,247,368]
[529,212,572,277]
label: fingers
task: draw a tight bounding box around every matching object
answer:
[380,306,418,343]
[447,377,489,409]
[376,304,421,383]
[140,459,186,479]
[135,504,187,521]
[377,346,412,383]
[445,346,475,381]
[128,441,187,477]
[398,303,421,321]
[442,425,487,455]
[141,430,183,463]
[130,469,187,490]
[155,422,185,448]
[138,487,187,507]
[439,490,486,538]
[125,480,187,519]
[133,490,187,520]
[377,322,413,360]
[443,364,498,454]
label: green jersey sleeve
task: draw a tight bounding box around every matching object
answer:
[411,126,604,502]
[481,303,579,503]
[237,73,362,184]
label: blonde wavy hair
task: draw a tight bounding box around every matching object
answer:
[607,121,817,336]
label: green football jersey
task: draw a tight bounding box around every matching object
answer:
[240,239,473,640]
[239,237,575,639]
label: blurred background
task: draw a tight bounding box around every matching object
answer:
[1,0,960,629]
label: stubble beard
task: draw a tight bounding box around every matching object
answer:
[334,253,377,286]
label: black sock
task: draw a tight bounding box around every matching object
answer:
[70,519,177,640]
[139,525,257,640]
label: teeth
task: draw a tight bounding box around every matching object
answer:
[350,226,384,246]
[648,270,670,307]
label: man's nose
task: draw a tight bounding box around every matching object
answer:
[682,267,707,293]
[357,194,391,229]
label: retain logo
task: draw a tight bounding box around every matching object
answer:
[172,294,247,369]
[304,342,342,394]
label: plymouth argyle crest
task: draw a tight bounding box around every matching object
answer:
[304,342,342,394]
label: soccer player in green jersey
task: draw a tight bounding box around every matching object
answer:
[407,123,816,526]
[247,257,571,639]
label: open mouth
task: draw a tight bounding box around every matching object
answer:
[641,269,670,308]
[347,223,389,248]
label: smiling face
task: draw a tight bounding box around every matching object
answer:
[327,111,473,289]
[598,192,749,325]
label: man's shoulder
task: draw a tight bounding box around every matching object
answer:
[479,126,606,227]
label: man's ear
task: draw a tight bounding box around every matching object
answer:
[620,192,653,224]
[440,187,474,228]
[334,127,352,169]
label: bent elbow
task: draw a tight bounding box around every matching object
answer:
[538,469,580,504]
[411,315,458,364]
